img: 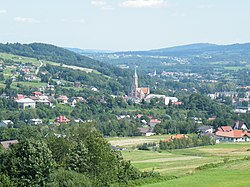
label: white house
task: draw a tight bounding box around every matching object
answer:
[144,94,169,105]
[16,98,36,109]
[0,120,14,127]
[215,128,250,143]
[29,119,43,125]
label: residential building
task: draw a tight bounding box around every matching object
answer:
[29,119,43,125]
[215,130,250,142]
[138,127,155,136]
[0,140,18,149]
[0,120,14,127]
[16,98,36,109]
[149,119,161,127]
[164,134,188,142]
[57,95,68,104]
[197,125,214,133]
[55,116,70,123]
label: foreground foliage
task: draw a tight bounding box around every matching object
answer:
[0,124,157,186]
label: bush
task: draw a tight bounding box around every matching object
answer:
[48,169,93,187]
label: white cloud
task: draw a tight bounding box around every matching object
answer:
[120,0,166,8]
[0,10,7,14]
[14,17,40,23]
[91,0,113,10]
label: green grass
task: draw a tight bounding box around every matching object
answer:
[141,160,250,187]
[119,142,250,186]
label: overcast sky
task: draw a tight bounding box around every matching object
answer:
[0,0,250,51]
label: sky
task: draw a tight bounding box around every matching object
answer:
[0,0,250,51]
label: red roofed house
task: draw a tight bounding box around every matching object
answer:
[57,95,68,104]
[164,134,188,142]
[149,119,161,127]
[215,125,250,142]
[217,126,233,132]
[136,114,143,119]
[32,91,43,97]
[14,94,25,101]
[55,116,70,123]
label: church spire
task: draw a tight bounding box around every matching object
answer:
[131,66,139,98]
[134,66,138,78]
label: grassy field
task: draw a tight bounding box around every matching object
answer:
[108,135,169,148]
[110,136,250,186]
[142,161,250,187]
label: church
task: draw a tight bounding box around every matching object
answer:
[131,68,150,100]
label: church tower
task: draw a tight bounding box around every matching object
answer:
[131,67,138,98]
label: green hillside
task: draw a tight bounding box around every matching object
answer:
[0,43,133,94]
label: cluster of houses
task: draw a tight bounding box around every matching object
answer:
[208,90,250,114]
[157,121,250,144]
[13,91,86,110]
[198,121,250,143]
[0,91,90,127]
[136,114,161,136]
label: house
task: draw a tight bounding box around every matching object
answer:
[215,130,250,142]
[46,84,55,91]
[166,97,179,103]
[91,87,99,92]
[14,94,25,101]
[68,98,77,107]
[149,119,161,127]
[74,81,81,88]
[0,140,18,149]
[32,91,43,97]
[29,119,43,125]
[16,98,36,109]
[164,134,188,142]
[74,118,83,123]
[0,120,14,127]
[197,125,214,133]
[217,126,233,132]
[57,95,68,104]
[136,114,144,119]
[232,121,248,131]
[144,94,169,105]
[55,116,70,123]
[138,127,155,136]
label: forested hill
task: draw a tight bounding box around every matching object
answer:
[80,43,250,71]
[0,43,129,78]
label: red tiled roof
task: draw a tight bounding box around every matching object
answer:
[136,114,143,119]
[164,134,188,142]
[32,91,42,96]
[150,119,161,124]
[58,95,68,100]
[55,116,70,123]
[216,130,250,138]
[15,94,25,100]
[172,102,182,105]
[140,87,149,94]
[217,126,233,132]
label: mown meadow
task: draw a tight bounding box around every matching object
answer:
[109,137,250,186]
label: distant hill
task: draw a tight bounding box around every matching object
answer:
[0,43,129,78]
[67,48,116,54]
[80,43,250,71]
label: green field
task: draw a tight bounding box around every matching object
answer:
[111,137,250,187]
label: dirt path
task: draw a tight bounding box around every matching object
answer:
[133,156,203,163]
